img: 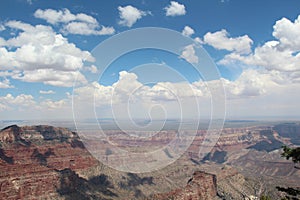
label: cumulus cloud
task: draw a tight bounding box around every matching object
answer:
[220,15,300,75]
[62,21,115,35]
[34,8,115,35]
[0,93,72,119]
[165,1,186,17]
[73,71,205,120]
[204,29,253,54]
[182,26,194,37]
[113,71,142,94]
[220,41,300,72]
[0,21,92,87]
[72,69,285,119]
[180,44,199,64]
[272,15,300,52]
[39,90,55,94]
[74,71,203,106]
[74,81,113,105]
[40,99,65,109]
[221,69,272,98]
[0,93,36,110]
[150,82,203,100]
[118,5,149,27]
[0,68,296,119]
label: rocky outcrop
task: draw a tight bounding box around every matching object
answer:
[0,125,97,199]
[150,171,217,200]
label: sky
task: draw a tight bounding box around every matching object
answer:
[0,0,300,121]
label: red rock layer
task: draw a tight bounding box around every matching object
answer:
[0,125,97,199]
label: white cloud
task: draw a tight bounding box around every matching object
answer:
[0,93,36,109]
[74,71,204,107]
[165,1,186,17]
[221,69,272,98]
[0,93,72,119]
[62,21,115,35]
[150,81,203,99]
[0,21,93,87]
[40,99,65,109]
[72,71,206,120]
[1,11,300,120]
[220,42,300,72]
[0,78,13,88]
[6,20,33,33]
[211,15,300,118]
[39,90,55,94]
[194,37,203,44]
[113,71,142,92]
[0,68,299,119]
[118,5,149,27]
[84,65,98,74]
[74,81,113,106]
[34,8,97,24]
[12,69,87,87]
[189,69,281,100]
[220,15,300,75]
[204,29,253,54]
[272,15,300,52]
[74,71,192,106]
[182,26,194,37]
[74,70,287,119]
[34,8,115,35]
[180,44,199,64]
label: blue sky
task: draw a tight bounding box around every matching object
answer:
[1,0,300,120]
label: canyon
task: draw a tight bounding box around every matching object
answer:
[0,122,299,199]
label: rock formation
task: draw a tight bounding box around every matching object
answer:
[1,123,297,199]
[0,125,97,199]
[0,125,220,200]
[150,171,217,200]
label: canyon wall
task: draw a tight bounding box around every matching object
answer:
[0,125,97,199]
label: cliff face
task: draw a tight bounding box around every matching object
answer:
[0,125,97,199]
[2,124,288,200]
[150,171,217,200]
[0,125,222,200]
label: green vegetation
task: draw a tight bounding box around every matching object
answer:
[277,146,300,200]
[281,146,300,165]
[260,195,272,200]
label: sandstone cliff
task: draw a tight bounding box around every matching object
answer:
[0,125,98,199]
[0,125,221,200]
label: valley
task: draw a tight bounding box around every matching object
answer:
[0,121,299,199]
